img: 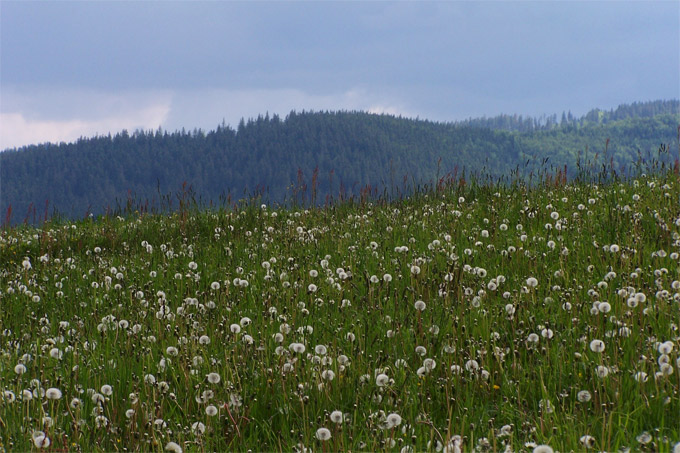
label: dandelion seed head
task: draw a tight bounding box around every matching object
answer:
[165,441,183,453]
[589,339,605,353]
[316,427,331,441]
[329,410,343,424]
[45,388,62,400]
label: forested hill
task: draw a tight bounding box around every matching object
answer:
[1,100,678,222]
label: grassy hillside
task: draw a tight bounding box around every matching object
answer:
[1,169,678,451]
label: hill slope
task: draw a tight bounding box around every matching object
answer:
[1,100,678,222]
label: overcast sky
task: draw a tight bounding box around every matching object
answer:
[1,1,678,150]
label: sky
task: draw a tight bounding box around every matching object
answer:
[1,1,678,150]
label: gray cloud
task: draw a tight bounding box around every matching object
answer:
[1,1,678,148]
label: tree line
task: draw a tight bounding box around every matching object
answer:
[1,100,678,223]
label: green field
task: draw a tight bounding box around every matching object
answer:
[1,171,679,452]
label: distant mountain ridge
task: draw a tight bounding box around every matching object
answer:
[1,100,678,223]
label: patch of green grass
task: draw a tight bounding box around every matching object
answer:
[0,171,679,452]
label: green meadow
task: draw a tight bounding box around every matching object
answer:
[1,170,679,452]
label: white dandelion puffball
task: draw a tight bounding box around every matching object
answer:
[376,373,390,387]
[526,277,538,287]
[577,390,592,402]
[589,339,605,353]
[330,410,343,424]
[32,431,51,449]
[386,412,402,428]
[207,372,221,384]
[45,388,62,400]
[316,427,332,441]
[533,446,554,453]
[165,441,183,453]
[414,300,426,311]
[192,421,206,435]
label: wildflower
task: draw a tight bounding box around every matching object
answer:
[423,358,436,372]
[101,384,113,396]
[465,359,479,372]
[14,363,27,375]
[154,419,168,430]
[660,363,674,376]
[658,341,674,354]
[315,345,327,355]
[376,373,390,387]
[579,435,596,448]
[321,369,335,381]
[633,371,648,382]
[230,324,241,334]
[526,277,538,287]
[290,343,306,354]
[3,390,15,402]
[596,365,609,378]
[45,388,62,400]
[199,335,211,345]
[95,415,109,428]
[414,300,426,311]
[386,413,402,428]
[589,339,605,353]
[207,372,221,384]
[165,441,183,453]
[206,405,218,416]
[577,390,592,402]
[533,446,554,453]
[636,431,652,444]
[192,421,206,435]
[330,410,343,424]
[32,431,50,449]
[316,427,332,441]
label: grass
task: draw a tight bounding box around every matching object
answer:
[0,168,679,452]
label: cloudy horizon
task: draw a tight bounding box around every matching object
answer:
[1,1,678,150]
